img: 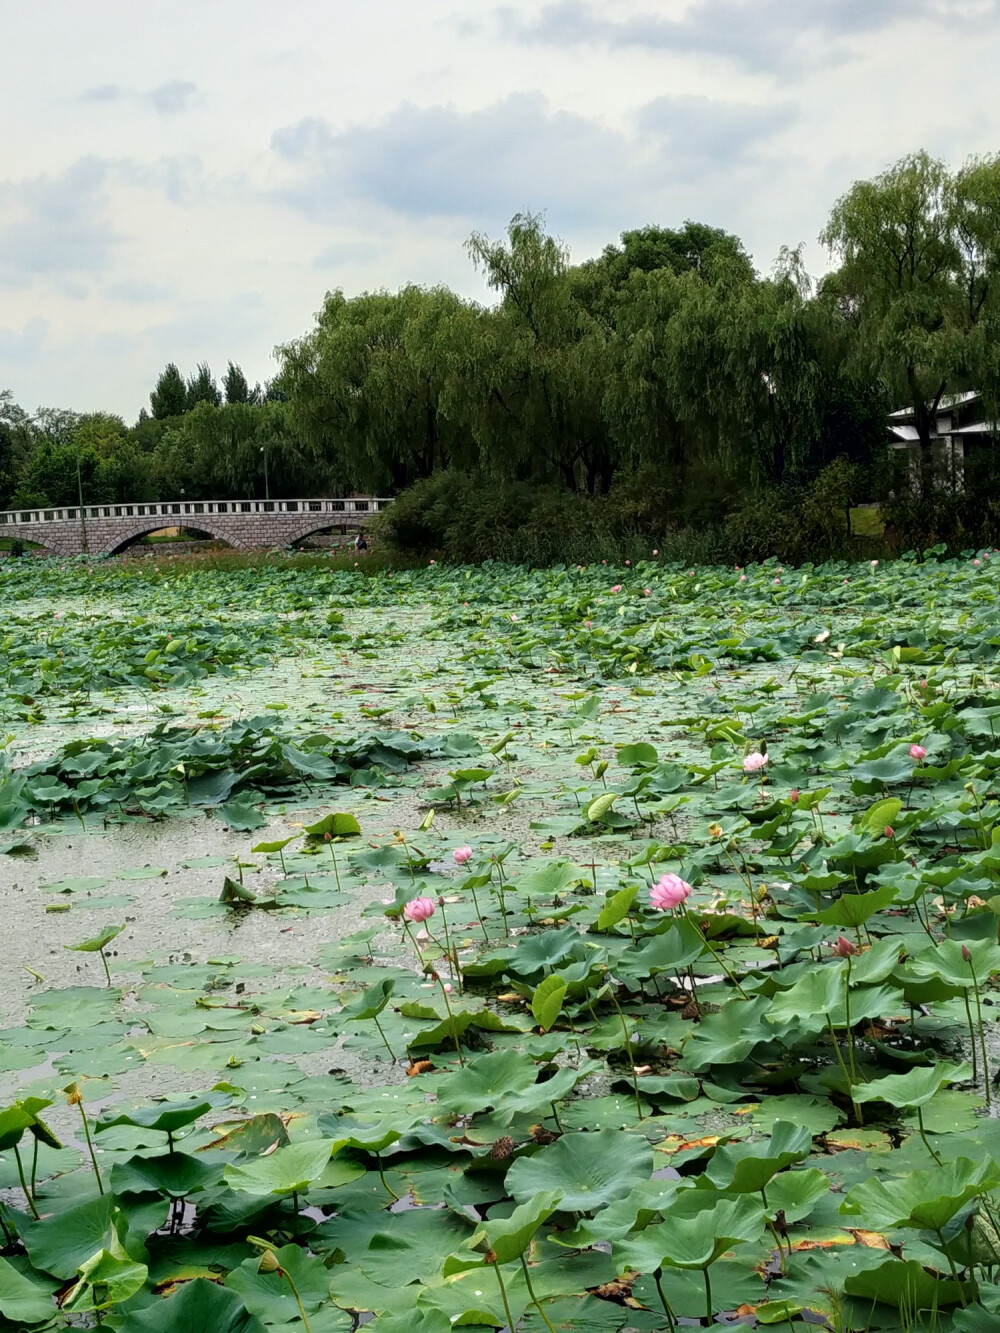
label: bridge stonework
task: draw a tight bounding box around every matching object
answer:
[0,497,391,558]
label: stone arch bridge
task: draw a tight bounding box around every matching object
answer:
[0,496,392,558]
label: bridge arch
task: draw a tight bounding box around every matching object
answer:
[98,521,247,558]
[281,514,375,548]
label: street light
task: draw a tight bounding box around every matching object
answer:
[259,445,270,502]
[75,445,88,553]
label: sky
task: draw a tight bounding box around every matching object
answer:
[2,0,999,421]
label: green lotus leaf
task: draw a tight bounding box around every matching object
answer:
[119,1277,266,1332]
[761,1168,831,1224]
[683,996,771,1070]
[531,974,567,1031]
[841,1156,1000,1232]
[628,916,706,977]
[250,835,300,853]
[506,1128,653,1213]
[844,1257,971,1310]
[340,977,395,1021]
[907,938,1000,987]
[851,1060,973,1110]
[435,1049,538,1115]
[97,1092,229,1138]
[303,811,361,838]
[0,1255,58,1325]
[0,1097,60,1151]
[594,884,639,932]
[614,1192,765,1272]
[445,1190,564,1275]
[110,1151,224,1199]
[62,1248,148,1313]
[217,799,268,832]
[224,1138,336,1197]
[23,1195,123,1280]
[814,884,897,928]
[225,1244,337,1325]
[66,923,125,953]
[700,1121,812,1193]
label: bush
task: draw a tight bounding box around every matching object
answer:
[375,462,885,567]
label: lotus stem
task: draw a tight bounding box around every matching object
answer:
[280,1267,313,1333]
[372,1014,397,1063]
[916,1106,942,1165]
[843,956,860,1084]
[436,898,462,992]
[79,1103,104,1195]
[520,1254,559,1333]
[13,1146,39,1218]
[491,1260,516,1333]
[468,880,490,942]
[826,1016,863,1126]
[702,1265,714,1324]
[653,1268,677,1330]
[375,1152,399,1201]
[609,993,643,1121]
[935,1227,968,1305]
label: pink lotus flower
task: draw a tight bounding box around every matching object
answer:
[910,744,926,761]
[739,574,747,582]
[404,896,436,923]
[625,560,631,566]
[452,846,473,865]
[973,558,981,566]
[743,752,768,773]
[585,619,592,628]
[789,789,800,803]
[650,873,692,911]
[429,559,435,565]
[883,826,894,839]
[610,584,622,593]
[831,935,858,957]
[773,578,781,585]
[652,549,659,556]
[688,569,695,577]
[643,588,650,596]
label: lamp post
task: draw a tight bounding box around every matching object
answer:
[259,444,270,501]
[75,447,88,553]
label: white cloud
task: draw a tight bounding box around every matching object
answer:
[0,0,998,417]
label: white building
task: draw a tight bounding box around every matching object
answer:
[889,391,998,492]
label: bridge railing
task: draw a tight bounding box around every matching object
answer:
[0,497,394,526]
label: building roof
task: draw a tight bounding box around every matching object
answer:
[888,390,981,421]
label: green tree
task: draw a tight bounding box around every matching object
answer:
[0,392,36,508]
[150,363,188,419]
[278,285,468,492]
[186,362,221,410]
[223,361,251,404]
[821,150,1000,494]
[461,213,615,492]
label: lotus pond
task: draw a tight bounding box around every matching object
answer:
[4,550,1000,1331]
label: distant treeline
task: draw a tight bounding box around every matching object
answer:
[5,150,1000,559]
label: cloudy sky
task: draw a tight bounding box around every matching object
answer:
[3,0,999,420]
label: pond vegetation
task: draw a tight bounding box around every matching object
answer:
[3,549,1000,1330]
